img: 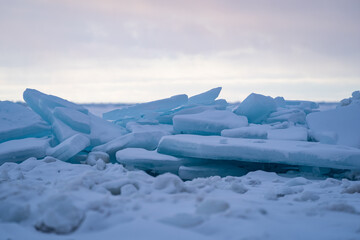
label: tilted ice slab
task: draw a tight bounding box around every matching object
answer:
[173,110,248,135]
[103,94,188,121]
[0,101,51,143]
[93,130,169,158]
[116,148,183,174]
[158,135,360,170]
[23,88,88,123]
[234,93,276,124]
[0,138,50,164]
[306,103,360,148]
[188,87,222,105]
[23,89,126,146]
[47,134,90,162]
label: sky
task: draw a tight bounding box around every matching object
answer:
[0,0,359,103]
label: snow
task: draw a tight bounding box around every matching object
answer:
[1,159,360,240]
[173,110,248,135]
[306,103,360,148]
[1,88,360,239]
[234,93,276,123]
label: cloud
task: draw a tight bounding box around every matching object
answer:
[0,0,359,102]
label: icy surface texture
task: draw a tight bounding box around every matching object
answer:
[0,101,51,143]
[1,159,360,240]
[158,134,360,170]
[307,103,360,148]
[173,110,248,135]
[234,93,276,123]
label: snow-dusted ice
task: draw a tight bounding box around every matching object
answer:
[0,88,360,240]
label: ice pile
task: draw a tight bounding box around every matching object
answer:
[0,88,360,179]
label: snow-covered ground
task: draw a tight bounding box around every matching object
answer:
[1,158,360,240]
[1,88,360,240]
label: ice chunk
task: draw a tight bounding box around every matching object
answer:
[285,100,318,110]
[103,94,188,120]
[306,103,360,148]
[86,151,110,166]
[0,138,50,164]
[53,107,91,133]
[274,96,286,107]
[308,131,338,145]
[339,90,360,106]
[23,89,126,146]
[88,113,127,147]
[158,134,360,170]
[267,126,308,141]
[178,164,248,180]
[188,87,221,105]
[173,110,248,135]
[266,108,306,124]
[221,124,269,139]
[47,134,90,162]
[23,88,88,123]
[0,101,51,143]
[234,93,276,123]
[126,122,173,134]
[93,130,168,158]
[116,148,183,174]
[153,173,187,193]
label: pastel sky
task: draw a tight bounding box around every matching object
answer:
[1,0,359,103]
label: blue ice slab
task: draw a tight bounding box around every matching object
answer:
[53,107,91,133]
[306,103,360,148]
[158,134,360,170]
[188,87,222,105]
[116,148,183,174]
[0,101,51,143]
[23,89,126,147]
[0,138,50,164]
[173,110,248,135]
[93,130,169,158]
[23,88,88,123]
[103,94,188,121]
[46,134,90,162]
[234,93,276,124]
